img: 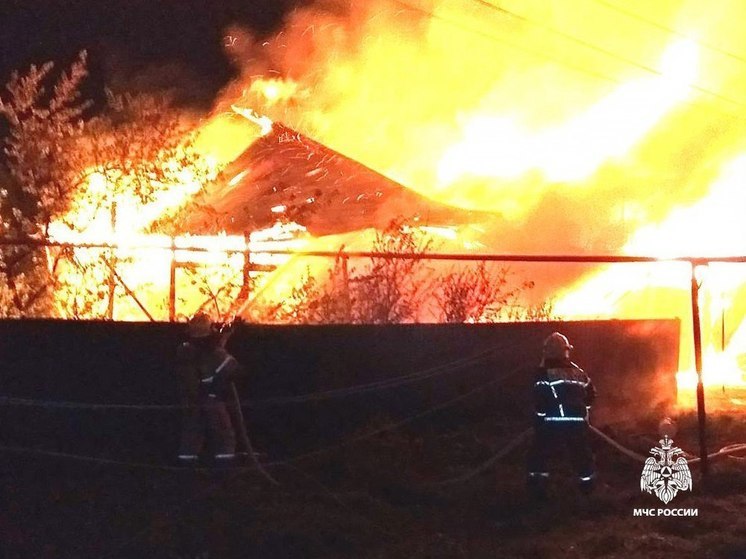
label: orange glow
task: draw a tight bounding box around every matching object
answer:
[46,110,302,321]
[249,78,301,106]
[555,155,746,407]
[39,0,746,409]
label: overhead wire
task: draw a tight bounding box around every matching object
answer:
[390,0,620,85]
[588,0,746,68]
[391,0,746,121]
[470,0,746,112]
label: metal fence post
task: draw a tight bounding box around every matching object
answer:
[691,263,709,477]
[238,231,252,304]
[169,237,177,322]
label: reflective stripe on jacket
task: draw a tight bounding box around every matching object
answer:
[533,358,595,422]
[176,342,241,403]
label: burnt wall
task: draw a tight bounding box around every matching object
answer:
[0,319,679,461]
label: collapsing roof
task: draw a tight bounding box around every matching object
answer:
[184,122,489,236]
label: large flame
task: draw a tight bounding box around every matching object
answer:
[555,155,746,407]
[42,0,746,408]
[435,40,698,212]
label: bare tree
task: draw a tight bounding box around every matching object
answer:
[349,220,434,324]
[493,298,557,322]
[265,220,434,324]
[435,262,534,323]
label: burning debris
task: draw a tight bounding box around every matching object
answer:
[183,120,490,236]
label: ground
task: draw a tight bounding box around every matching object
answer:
[1,412,745,559]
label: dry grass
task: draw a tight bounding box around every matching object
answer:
[1,413,745,558]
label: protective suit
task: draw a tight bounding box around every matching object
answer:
[176,314,242,464]
[526,332,596,497]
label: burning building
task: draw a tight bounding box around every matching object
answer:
[185,121,489,236]
[6,0,746,407]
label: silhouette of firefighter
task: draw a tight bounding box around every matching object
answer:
[527,332,596,497]
[176,313,251,465]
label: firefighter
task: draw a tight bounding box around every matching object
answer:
[215,317,255,463]
[176,313,242,465]
[526,332,596,498]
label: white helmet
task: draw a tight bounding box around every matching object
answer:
[543,332,572,360]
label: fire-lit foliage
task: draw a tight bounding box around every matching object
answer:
[0,53,91,316]
[50,89,216,320]
[0,53,218,319]
[266,220,435,324]
[435,262,535,323]
[265,219,543,325]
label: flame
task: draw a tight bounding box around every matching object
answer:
[47,111,302,321]
[555,155,746,407]
[249,78,300,106]
[192,113,260,165]
[49,221,310,321]
[230,105,274,136]
[38,0,746,410]
[436,40,699,204]
[48,152,219,239]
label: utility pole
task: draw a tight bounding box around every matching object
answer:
[690,264,708,477]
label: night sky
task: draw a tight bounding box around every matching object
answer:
[1,0,306,107]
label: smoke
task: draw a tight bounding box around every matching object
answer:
[190,0,746,378]
[207,0,746,257]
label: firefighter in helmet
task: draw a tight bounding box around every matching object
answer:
[527,332,596,498]
[176,313,243,465]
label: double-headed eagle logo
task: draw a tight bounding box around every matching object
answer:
[640,436,693,504]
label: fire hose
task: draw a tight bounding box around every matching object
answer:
[3,353,746,480]
[0,342,510,411]
[0,363,529,475]
[429,424,746,490]
[589,425,746,466]
[429,428,532,487]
